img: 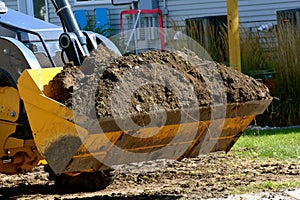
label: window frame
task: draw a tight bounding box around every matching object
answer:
[74,0,112,5]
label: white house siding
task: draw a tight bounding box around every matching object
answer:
[47,0,225,34]
[163,0,227,28]
[47,0,128,35]
[164,0,300,30]
[239,0,300,29]
[2,0,18,11]
[3,0,300,33]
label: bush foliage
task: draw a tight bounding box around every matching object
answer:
[240,25,300,126]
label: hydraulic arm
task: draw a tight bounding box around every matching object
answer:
[51,0,97,65]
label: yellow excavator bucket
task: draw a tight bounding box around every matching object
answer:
[18,67,271,175]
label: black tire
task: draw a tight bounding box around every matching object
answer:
[44,165,114,191]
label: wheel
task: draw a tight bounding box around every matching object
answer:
[44,165,114,191]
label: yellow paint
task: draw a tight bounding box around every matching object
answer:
[226,0,241,71]
[0,87,20,122]
[0,139,42,174]
[18,68,88,174]
[0,86,42,174]
[0,121,17,156]
[4,137,24,149]
[38,159,48,165]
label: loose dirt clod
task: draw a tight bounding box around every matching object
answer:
[44,46,271,119]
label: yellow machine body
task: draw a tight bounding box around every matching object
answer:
[0,86,41,174]
[17,67,272,175]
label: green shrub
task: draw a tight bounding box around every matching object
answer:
[84,18,111,37]
[240,25,300,126]
[240,28,275,74]
[271,25,300,126]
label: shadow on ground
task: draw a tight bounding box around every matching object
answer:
[0,184,182,200]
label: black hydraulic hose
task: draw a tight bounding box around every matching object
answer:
[52,0,89,57]
[60,49,67,65]
[51,0,67,33]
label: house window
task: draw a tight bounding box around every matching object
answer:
[18,0,47,21]
[33,0,46,20]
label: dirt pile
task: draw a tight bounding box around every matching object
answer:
[44,46,271,118]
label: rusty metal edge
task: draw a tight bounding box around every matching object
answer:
[87,98,273,133]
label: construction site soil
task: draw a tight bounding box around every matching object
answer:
[44,47,271,119]
[0,152,299,199]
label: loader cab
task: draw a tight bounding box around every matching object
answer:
[0,8,64,68]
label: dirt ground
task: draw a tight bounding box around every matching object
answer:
[0,151,299,200]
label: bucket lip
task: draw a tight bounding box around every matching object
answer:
[101,97,273,121]
[74,98,272,133]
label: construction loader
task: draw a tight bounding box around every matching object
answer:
[0,0,271,190]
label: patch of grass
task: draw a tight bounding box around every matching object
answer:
[232,128,300,160]
[234,181,300,195]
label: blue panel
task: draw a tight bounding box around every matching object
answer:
[95,8,110,36]
[74,10,87,30]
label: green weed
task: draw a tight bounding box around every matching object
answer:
[234,181,300,194]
